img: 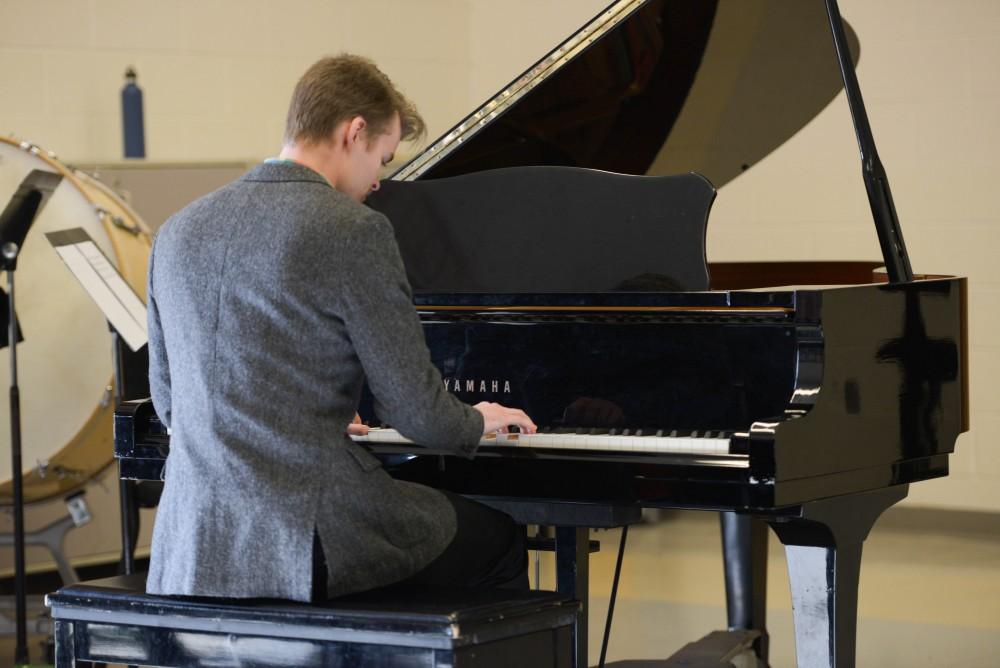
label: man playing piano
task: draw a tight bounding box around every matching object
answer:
[144,54,536,602]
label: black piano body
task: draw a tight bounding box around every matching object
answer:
[357,273,966,511]
[117,266,967,510]
[114,264,967,667]
[115,1,968,666]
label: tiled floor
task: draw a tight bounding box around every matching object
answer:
[2,508,998,666]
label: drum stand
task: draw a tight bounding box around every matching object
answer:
[0,495,92,644]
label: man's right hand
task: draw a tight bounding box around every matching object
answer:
[474,402,537,435]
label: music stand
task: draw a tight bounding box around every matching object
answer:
[0,168,63,666]
[45,228,147,353]
[45,227,149,581]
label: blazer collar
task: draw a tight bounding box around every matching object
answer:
[242,160,331,187]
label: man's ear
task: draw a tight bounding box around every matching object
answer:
[346,116,367,148]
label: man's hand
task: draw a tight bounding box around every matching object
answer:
[346,413,370,436]
[474,402,537,435]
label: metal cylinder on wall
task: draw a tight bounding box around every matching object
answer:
[121,67,146,158]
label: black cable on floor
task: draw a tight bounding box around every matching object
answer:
[599,525,628,668]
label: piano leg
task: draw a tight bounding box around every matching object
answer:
[766,485,908,668]
[720,512,769,663]
[53,618,74,668]
[555,526,589,668]
[119,475,137,575]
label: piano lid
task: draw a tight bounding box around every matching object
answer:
[393,0,859,186]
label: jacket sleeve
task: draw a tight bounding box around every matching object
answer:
[146,234,172,429]
[337,211,483,456]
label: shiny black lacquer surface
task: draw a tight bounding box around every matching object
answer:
[360,277,966,509]
[114,399,168,482]
[360,308,797,435]
[367,168,716,293]
[753,280,963,488]
[117,276,966,511]
[418,0,718,178]
[49,575,577,668]
[411,0,858,186]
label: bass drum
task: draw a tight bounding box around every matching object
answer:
[0,136,151,503]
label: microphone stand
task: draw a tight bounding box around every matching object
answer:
[0,168,62,666]
[3,241,29,666]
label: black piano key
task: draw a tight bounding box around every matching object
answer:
[528,426,736,441]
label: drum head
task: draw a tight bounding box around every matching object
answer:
[0,137,150,502]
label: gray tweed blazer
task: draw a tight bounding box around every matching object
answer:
[145,161,483,601]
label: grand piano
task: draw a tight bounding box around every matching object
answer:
[115,1,967,666]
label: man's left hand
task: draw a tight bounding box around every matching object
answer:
[346,413,370,436]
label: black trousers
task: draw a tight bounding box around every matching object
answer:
[313,491,528,600]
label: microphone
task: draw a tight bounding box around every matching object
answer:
[0,169,62,271]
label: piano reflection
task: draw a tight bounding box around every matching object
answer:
[115,1,967,666]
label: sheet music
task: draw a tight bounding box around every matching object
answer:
[45,227,147,351]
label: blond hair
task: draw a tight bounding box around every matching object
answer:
[284,54,425,146]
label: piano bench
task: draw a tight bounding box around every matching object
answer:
[46,573,579,668]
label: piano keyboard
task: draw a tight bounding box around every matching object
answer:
[351,428,733,456]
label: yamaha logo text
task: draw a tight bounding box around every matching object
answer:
[443,378,513,394]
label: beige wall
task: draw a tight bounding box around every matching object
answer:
[0,0,615,164]
[0,0,472,162]
[0,0,995,569]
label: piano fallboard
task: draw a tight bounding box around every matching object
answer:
[360,303,799,438]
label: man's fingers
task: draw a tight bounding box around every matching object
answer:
[474,402,537,436]
[346,422,370,436]
[506,408,536,434]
